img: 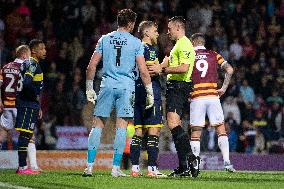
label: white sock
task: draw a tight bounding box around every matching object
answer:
[148,166,156,172]
[19,166,28,170]
[112,165,120,171]
[132,165,140,172]
[87,163,94,169]
[28,142,38,169]
[218,136,230,164]
[190,141,200,157]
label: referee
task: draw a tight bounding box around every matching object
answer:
[148,16,199,177]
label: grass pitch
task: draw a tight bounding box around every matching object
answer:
[0,170,283,189]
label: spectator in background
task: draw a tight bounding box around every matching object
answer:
[240,120,256,154]
[229,37,243,63]
[68,36,84,70]
[275,106,284,138]
[223,97,241,125]
[45,62,59,91]
[255,77,272,100]
[242,35,256,60]
[246,64,262,90]
[41,113,57,150]
[266,89,284,105]
[254,129,266,154]
[16,0,31,17]
[253,110,269,141]
[66,68,86,125]
[267,0,275,18]
[267,102,281,140]
[240,79,255,105]
[225,121,238,152]
[81,0,96,25]
[0,17,5,33]
[49,77,68,126]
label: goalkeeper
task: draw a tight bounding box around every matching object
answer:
[82,9,154,177]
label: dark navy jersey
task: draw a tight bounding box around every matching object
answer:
[136,43,159,84]
[16,57,43,109]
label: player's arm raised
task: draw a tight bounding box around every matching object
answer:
[217,62,234,96]
[86,51,102,104]
[136,55,154,109]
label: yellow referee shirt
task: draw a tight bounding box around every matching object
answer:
[167,36,195,82]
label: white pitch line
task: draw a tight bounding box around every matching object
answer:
[0,182,33,189]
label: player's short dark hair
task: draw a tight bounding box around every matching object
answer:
[117,9,137,27]
[168,16,186,29]
[29,39,44,51]
[190,33,206,44]
[138,21,157,38]
[15,45,30,57]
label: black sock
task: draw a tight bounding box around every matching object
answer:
[147,135,159,167]
[130,135,142,165]
[171,125,194,171]
[17,132,32,167]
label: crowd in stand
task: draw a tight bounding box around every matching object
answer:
[0,0,283,153]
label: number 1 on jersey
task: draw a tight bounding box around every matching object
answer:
[114,45,122,66]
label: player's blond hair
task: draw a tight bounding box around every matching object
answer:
[138,21,158,38]
[15,45,30,58]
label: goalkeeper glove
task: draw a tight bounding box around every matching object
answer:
[86,80,97,105]
[145,83,154,109]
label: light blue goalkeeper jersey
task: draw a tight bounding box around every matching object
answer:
[95,31,144,88]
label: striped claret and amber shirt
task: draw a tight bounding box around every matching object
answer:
[0,59,23,108]
[191,46,226,100]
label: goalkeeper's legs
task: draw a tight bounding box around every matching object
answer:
[111,117,128,177]
[83,117,104,177]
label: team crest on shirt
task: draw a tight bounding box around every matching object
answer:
[183,51,191,58]
[149,50,156,61]
[28,64,36,73]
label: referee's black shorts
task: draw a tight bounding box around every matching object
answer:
[166,80,193,116]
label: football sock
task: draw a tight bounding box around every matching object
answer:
[130,135,142,166]
[18,132,32,167]
[87,127,102,167]
[171,125,194,171]
[132,165,140,172]
[190,140,200,157]
[218,135,230,164]
[28,141,38,169]
[113,128,126,166]
[147,135,159,167]
[148,165,157,172]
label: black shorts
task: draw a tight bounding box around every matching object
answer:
[166,80,193,116]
